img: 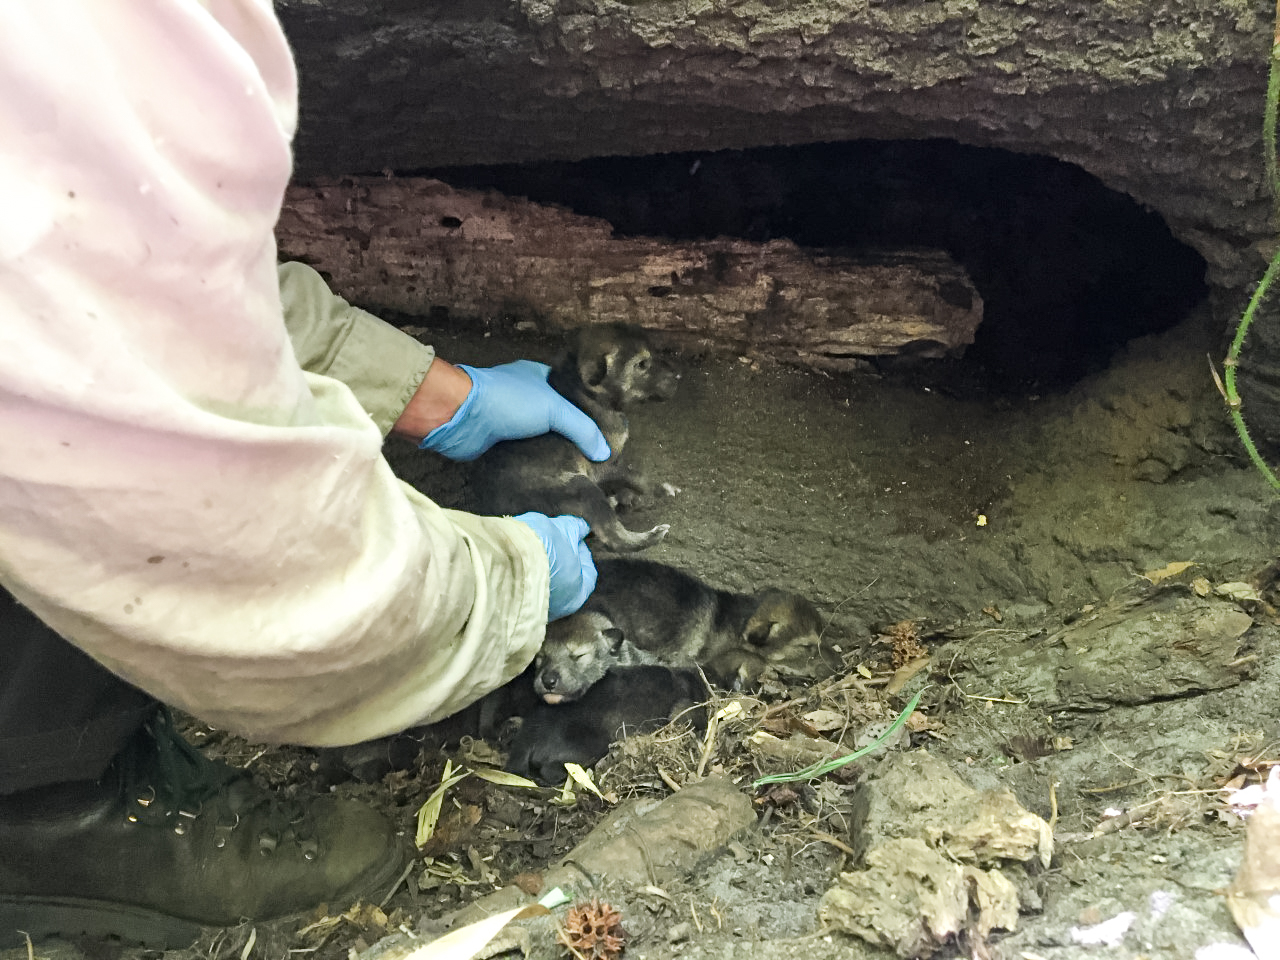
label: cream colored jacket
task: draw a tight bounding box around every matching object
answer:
[0,2,548,745]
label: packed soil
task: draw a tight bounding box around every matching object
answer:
[10,304,1278,960]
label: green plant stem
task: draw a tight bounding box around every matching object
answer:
[1267,22,1280,219]
[752,688,924,788]
[1222,0,1280,494]
[1225,247,1280,493]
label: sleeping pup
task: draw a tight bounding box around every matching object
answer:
[506,665,706,784]
[533,558,824,703]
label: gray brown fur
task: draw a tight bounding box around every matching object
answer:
[471,324,678,553]
[532,558,824,703]
[507,665,706,785]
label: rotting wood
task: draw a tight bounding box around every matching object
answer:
[275,177,983,369]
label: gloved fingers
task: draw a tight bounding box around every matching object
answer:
[570,535,598,607]
[496,361,609,461]
[504,359,552,381]
[513,512,598,620]
[419,359,609,462]
[553,514,590,543]
[547,401,611,462]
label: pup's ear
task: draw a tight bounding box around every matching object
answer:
[579,345,620,388]
[742,615,780,646]
[603,626,626,652]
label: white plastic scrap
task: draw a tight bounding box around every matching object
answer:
[1224,764,1280,818]
[1149,889,1177,921]
[1069,911,1135,947]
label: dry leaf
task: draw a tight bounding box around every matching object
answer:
[564,762,606,800]
[1141,560,1195,584]
[416,760,470,848]
[399,903,549,960]
[1216,582,1263,603]
[803,709,848,732]
[469,767,539,788]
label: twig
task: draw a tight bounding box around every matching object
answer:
[1083,777,1148,795]
[656,766,682,792]
[697,702,741,778]
[808,829,857,856]
[709,898,725,930]
[1048,779,1060,832]
[815,579,879,652]
[553,918,591,960]
[688,895,704,934]
[1091,806,1147,836]
[378,859,418,909]
[240,748,269,769]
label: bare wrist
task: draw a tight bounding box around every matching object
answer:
[391,358,473,441]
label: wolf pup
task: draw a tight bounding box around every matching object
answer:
[533,558,825,703]
[506,665,706,785]
[471,324,678,553]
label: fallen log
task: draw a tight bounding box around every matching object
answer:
[276,177,982,370]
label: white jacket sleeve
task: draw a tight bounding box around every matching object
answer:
[0,1,549,745]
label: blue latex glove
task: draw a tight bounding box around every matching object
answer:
[419,360,611,462]
[513,512,597,620]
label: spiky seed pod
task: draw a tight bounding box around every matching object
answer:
[558,898,627,960]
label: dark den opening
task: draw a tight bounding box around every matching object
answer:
[425,139,1209,392]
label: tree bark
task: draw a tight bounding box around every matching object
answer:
[272,0,1280,450]
[276,0,1273,290]
[277,177,984,367]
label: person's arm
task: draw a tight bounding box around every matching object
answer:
[277,261,600,620]
[0,0,550,746]
[393,360,474,439]
[277,261,610,459]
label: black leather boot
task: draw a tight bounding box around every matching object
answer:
[0,709,405,948]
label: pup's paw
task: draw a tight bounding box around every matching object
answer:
[610,488,643,511]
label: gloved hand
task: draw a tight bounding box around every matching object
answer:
[513,512,597,620]
[419,360,611,462]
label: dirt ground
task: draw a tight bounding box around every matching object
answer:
[10,302,1278,960]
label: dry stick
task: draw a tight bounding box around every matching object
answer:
[378,859,418,910]
[808,829,857,857]
[656,766,682,792]
[553,919,592,960]
[709,899,725,930]
[814,578,879,652]
[761,670,883,720]
[688,895,704,934]
[696,703,737,778]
